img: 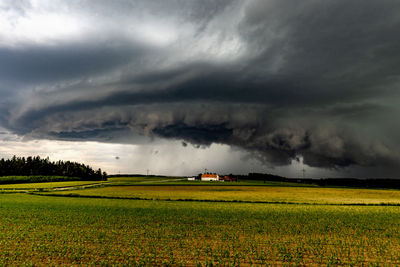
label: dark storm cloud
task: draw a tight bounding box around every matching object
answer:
[2,0,400,174]
[0,43,147,83]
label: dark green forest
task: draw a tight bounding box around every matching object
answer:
[0,156,106,181]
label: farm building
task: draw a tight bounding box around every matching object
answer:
[223,175,237,182]
[201,173,219,181]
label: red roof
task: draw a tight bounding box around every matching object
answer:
[201,174,218,178]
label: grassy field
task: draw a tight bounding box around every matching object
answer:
[107,177,316,187]
[0,176,174,190]
[106,176,184,185]
[0,193,399,265]
[45,184,400,205]
[0,177,399,265]
[0,175,92,184]
[0,176,175,190]
[0,180,104,190]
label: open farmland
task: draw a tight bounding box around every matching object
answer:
[0,178,399,265]
[106,176,185,185]
[0,180,104,190]
[44,184,400,205]
[0,193,399,265]
[106,177,315,187]
[0,176,180,191]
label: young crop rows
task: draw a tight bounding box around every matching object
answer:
[0,193,398,265]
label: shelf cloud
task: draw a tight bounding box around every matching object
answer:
[1,0,400,175]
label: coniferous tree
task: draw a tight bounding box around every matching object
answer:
[0,156,107,180]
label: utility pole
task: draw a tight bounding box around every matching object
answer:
[146,169,150,176]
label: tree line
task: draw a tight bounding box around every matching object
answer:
[0,156,107,180]
[247,172,400,189]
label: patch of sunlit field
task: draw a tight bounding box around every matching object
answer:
[107,177,317,186]
[107,176,182,184]
[141,180,318,186]
[48,185,400,205]
[0,181,103,190]
[0,194,398,266]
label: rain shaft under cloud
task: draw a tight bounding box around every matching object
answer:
[1,0,400,176]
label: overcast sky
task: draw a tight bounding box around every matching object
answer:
[1,0,400,178]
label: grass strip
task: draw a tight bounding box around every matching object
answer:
[33,192,400,206]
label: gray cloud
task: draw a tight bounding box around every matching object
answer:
[1,0,400,176]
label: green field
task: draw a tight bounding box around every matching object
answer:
[0,176,178,191]
[0,180,104,190]
[45,184,400,205]
[107,177,315,187]
[0,177,399,265]
[0,175,84,184]
[106,176,184,185]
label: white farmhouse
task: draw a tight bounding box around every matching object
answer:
[201,173,219,181]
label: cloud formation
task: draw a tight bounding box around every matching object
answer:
[1,0,400,175]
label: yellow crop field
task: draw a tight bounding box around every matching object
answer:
[46,185,400,205]
[2,178,400,265]
[0,181,103,189]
